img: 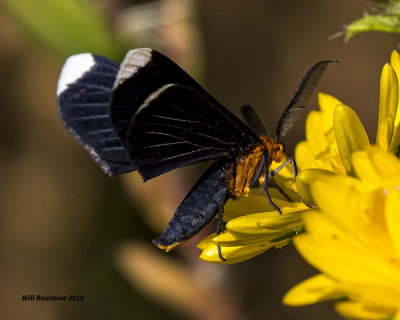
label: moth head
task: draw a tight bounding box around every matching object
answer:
[273,140,285,153]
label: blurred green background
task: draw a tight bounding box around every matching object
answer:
[0,0,398,319]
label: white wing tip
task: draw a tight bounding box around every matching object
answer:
[57,53,95,96]
[114,48,153,88]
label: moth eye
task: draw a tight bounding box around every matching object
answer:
[274,141,285,153]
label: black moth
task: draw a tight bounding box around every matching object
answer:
[57,48,336,258]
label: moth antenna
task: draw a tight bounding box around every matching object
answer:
[274,59,339,141]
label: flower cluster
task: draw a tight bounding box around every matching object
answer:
[296,50,400,176]
[283,50,400,319]
[284,147,400,319]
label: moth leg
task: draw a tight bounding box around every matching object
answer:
[269,156,313,208]
[288,158,314,207]
[290,161,314,207]
[269,155,297,181]
[249,156,265,189]
[299,194,313,208]
[263,151,282,214]
[291,156,298,181]
[216,194,227,262]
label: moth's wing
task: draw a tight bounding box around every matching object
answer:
[57,53,135,176]
[240,104,270,136]
[275,60,339,140]
[126,84,260,181]
[153,161,230,251]
[110,48,243,144]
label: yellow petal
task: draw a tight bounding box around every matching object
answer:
[283,274,344,306]
[344,282,400,309]
[226,203,306,236]
[199,241,273,264]
[310,176,389,254]
[318,92,340,112]
[211,231,274,247]
[351,150,384,184]
[333,104,370,176]
[385,189,400,258]
[306,110,329,156]
[379,63,399,123]
[377,63,398,149]
[388,124,400,154]
[196,233,215,250]
[295,168,336,205]
[294,141,315,170]
[352,147,400,183]
[389,51,400,153]
[223,188,274,220]
[309,175,370,230]
[317,92,342,133]
[335,301,395,320]
[295,211,400,287]
[256,205,307,229]
[390,50,400,127]
[314,147,346,174]
[377,114,395,151]
[225,187,302,221]
[226,211,293,236]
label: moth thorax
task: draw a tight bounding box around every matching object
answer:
[259,136,287,163]
[231,148,264,199]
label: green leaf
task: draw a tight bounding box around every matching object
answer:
[346,13,400,39]
[372,0,400,13]
[2,0,128,60]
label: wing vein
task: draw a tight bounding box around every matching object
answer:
[140,131,210,149]
[145,149,228,163]
[139,121,237,145]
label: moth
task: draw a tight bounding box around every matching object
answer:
[57,48,336,258]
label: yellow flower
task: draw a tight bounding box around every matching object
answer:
[284,50,400,319]
[296,51,400,204]
[295,93,347,174]
[295,93,370,177]
[377,51,400,153]
[198,162,309,264]
[283,147,400,320]
[296,50,400,177]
